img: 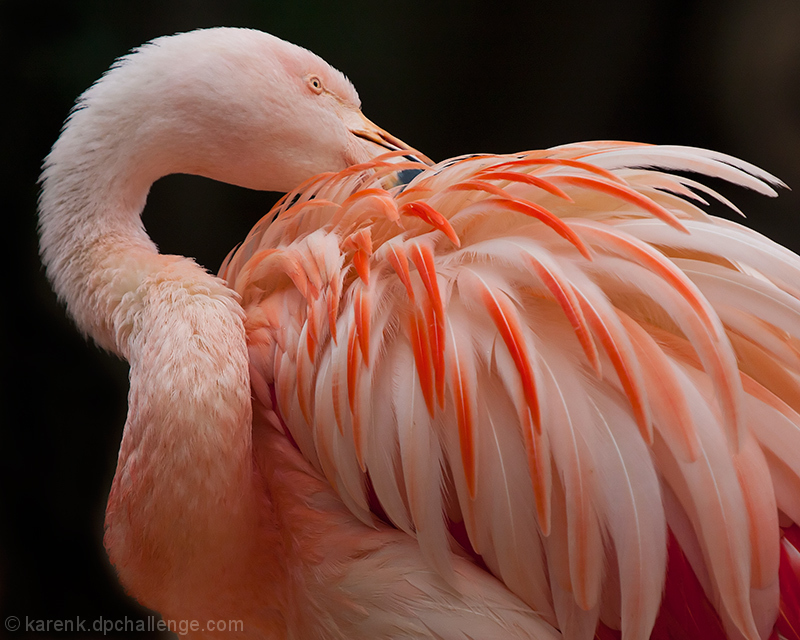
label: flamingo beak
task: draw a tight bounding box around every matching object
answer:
[350,115,434,166]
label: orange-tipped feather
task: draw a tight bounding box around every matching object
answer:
[525,254,601,374]
[577,292,653,443]
[400,201,461,247]
[617,313,701,461]
[354,286,371,365]
[569,221,716,332]
[480,286,541,433]
[492,155,626,183]
[491,197,593,259]
[446,179,513,199]
[386,244,415,302]
[352,250,370,284]
[409,311,436,416]
[450,343,477,499]
[410,244,446,405]
[474,170,574,201]
[551,175,688,232]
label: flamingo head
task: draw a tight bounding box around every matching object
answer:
[71,28,420,194]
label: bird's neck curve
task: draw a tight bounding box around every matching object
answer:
[39,69,192,354]
[38,62,279,617]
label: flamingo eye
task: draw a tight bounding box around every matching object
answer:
[307,75,324,94]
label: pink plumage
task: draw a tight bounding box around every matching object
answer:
[38,27,800,640]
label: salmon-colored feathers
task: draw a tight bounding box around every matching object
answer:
[221,142,800,640]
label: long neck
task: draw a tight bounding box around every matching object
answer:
[38,75,270,615]
[39,73,178,354]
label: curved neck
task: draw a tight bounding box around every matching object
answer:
[39,76,176,353]
[103,255,263,612]
[38,69,271,616]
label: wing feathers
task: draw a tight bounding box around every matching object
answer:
[585,391,666,640]
[653,367,759,640]
[538,356,603,612]
[226,144,797,640]
[394,340,454,581]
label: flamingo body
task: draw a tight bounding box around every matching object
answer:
[38,27,800,640]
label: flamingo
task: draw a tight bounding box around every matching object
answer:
[38,27,800,640]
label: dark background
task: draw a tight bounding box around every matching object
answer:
[3,0,800,637]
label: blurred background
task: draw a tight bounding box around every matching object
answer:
[3,0,800,637]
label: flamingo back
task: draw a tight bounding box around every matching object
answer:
[221,142,800,640]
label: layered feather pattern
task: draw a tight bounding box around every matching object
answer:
[221,142,800,639]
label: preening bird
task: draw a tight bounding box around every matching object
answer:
[39,27,800,640]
